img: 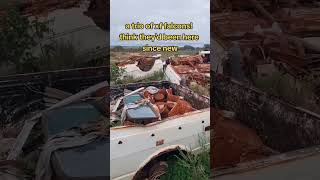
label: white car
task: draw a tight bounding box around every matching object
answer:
[110,82,210,180]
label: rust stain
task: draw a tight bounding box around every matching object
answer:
[211,109,275,169]
[116,54,158,72]
[156,139,164,146]
[169,55,210,86]
[121,87,197,125]
[211,1,320,78]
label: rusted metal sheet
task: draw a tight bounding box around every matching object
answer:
[113,85,197,125]
[170,55,204,66]
[274,8,320,37]
[196,64,210,73]
[116,55,158,72]
[211,0,320,78]
[212,0,320,178]
[166,55,210,86]
[212,12,272,41]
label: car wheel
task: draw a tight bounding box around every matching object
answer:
[147,161,168,180]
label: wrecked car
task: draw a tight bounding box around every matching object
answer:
[164,54,210,86]
[116,54,163,80]
[110,81,210,180]
[3,80,208,180]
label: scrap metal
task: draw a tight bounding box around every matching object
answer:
[112,86,196,126]
[212,0,320,78]
[212,0,320,175]
[116,55,158,72]
[169,55,210,86]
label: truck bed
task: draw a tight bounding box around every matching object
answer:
[212,77,320,178]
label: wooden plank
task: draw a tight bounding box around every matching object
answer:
[43,98,60,104]
[5,81,107,160]
[7,113,41,160]
[44,103,55,107]
[45,81,108,112]
[44,87,72,100]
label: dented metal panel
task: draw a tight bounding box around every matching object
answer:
[110,81,209,180]
[111,110,210,180]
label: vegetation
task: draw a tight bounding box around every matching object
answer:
[203,44,210,50]
[112,45,125,51]
[181,45,195,51]
[0,8,53,73]
[38,40,80,71]
[110,63,125,84]
[254,71,320,114]
[0,8,106,75]
[189,81,210,97]
[161,136,210,180]
[111,68,165,85]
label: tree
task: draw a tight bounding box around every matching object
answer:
[111,64,124,84]
[0,8,53,73]
[203,44,210,50]
[182,45,195,51]
[112,46,124,51]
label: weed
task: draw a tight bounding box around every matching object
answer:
[189,81,210,97]
[161,135,210,180]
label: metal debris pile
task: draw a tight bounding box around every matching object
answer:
[211,109,277,168]
[111,86,196,126]
[169,55,210,86]
[212,0,320,78]
[0,80,108,180]
[116,55,158,72]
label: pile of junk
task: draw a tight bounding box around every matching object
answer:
[165,55,210,86]
[110,86,196,126]
[115,54,160,72]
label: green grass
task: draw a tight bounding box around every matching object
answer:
[161,136,210,180]
[189,81,210,97]
[38,40,80,71]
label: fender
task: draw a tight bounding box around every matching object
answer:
[133,144,189,179]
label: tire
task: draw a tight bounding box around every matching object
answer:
[147,161,168,180]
